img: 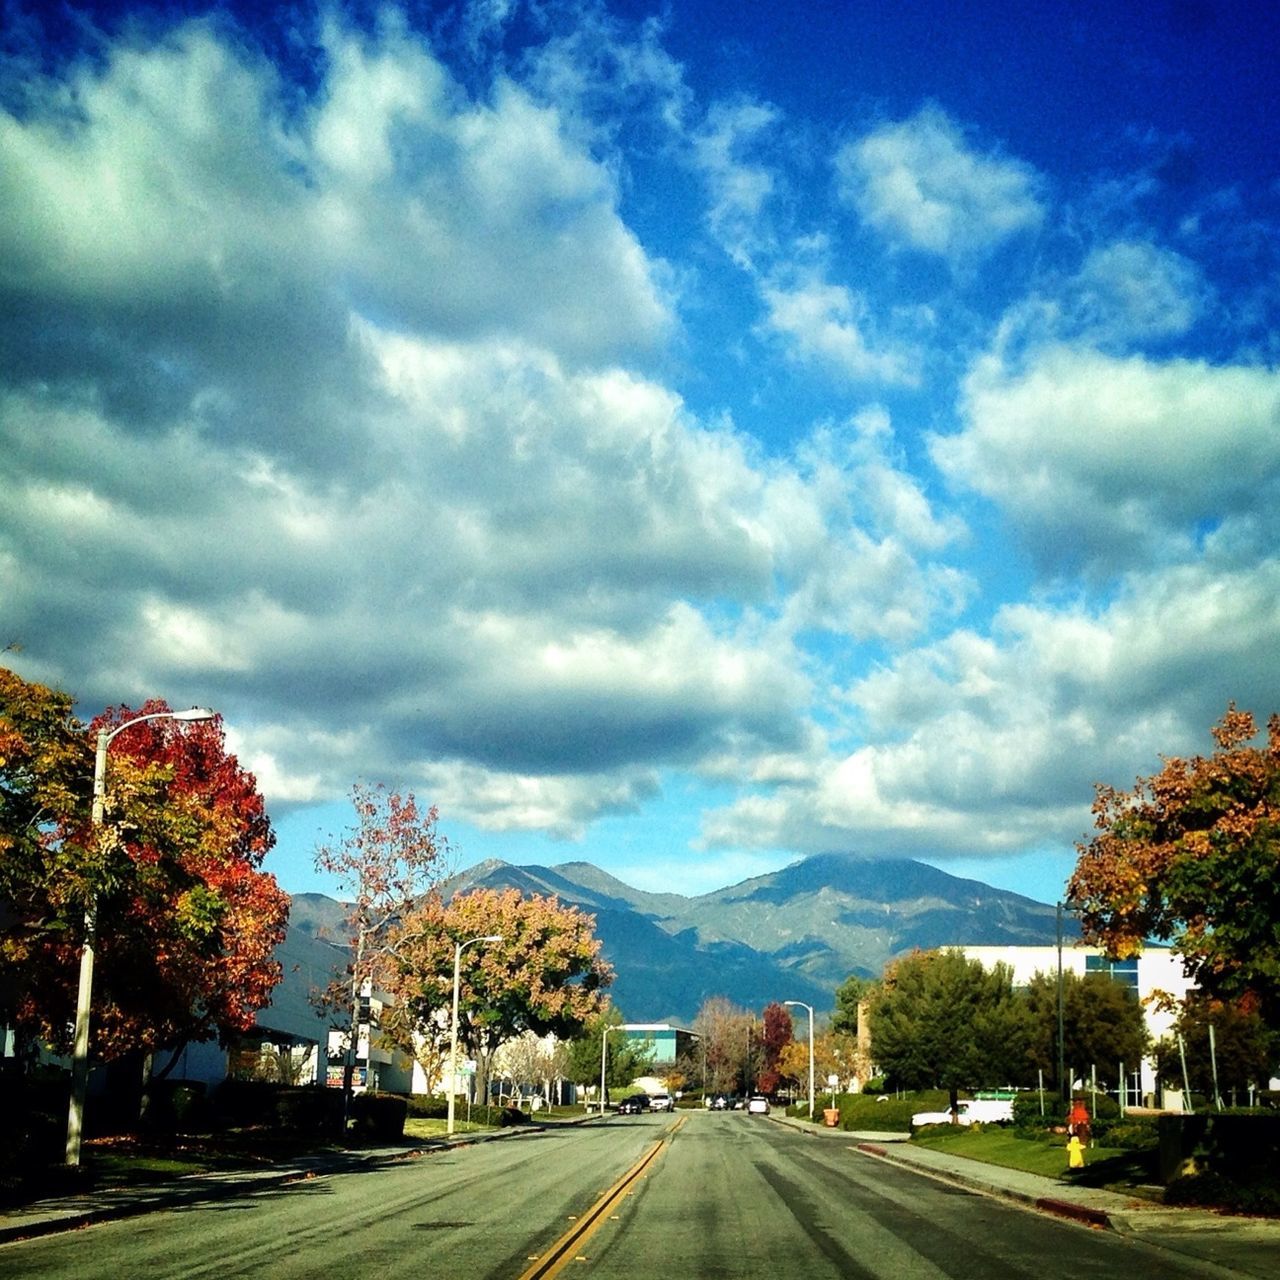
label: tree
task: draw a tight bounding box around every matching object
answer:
[314,783,449,1095]
[0,671,289,1063]
[1155,996,1278,1103]
[385,887,613,1104]
[830,974,873,1037]
[757,1001,793,1095]
[1069,705,1280,1021]
[870,949,1032,1114]
[692,997,757,1096]
[777,1029,855,1096]
[1022,970,1149,1092]
[0,668,86,1042]
[565,1008,655,1102]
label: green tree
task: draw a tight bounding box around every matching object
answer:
[1023,970,1149,1092]
[1155,996,1278,1103]
[831,974,873,1037]
[1069,705,1280,1021]
[870,949,1032,1114]
[565,1008,655,1103]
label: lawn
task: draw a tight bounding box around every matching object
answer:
[403,1116,495,1140]
[910,1124,1157,1190]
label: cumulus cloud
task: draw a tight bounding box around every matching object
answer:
[934,345,1280,574]
[702,556,1280,857]
[836,104,1043,262]
[0,0,961,839]
[759,274,920,385]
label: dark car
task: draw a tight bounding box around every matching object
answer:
[615,1094,650,1115]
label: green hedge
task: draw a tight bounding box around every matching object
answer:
[211,1081,343,1136]
[350,1092,408,1140]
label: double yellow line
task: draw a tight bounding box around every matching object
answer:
[517,1116,686,1280]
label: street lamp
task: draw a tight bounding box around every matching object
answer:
[447,934,503,1136]
[1056,899,1083,1106]
[784,1001,815,1121]
[600,1024,619,1115]
[66,707,216,1167]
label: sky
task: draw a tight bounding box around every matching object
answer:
[3,0,1279,907]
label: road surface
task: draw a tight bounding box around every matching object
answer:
[0,1111,1253,1278]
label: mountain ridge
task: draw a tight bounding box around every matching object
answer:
[288,852,1064,1022]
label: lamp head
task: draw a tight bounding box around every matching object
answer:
[171,708,217,722]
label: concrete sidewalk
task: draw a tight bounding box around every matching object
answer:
[769,1113,1280,1279]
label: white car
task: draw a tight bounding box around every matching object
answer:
[649,1093,674,1112]
[746,1095,770,1115]
[911,1099,1012,1127]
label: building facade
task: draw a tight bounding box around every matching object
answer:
[958,943,1196,1102]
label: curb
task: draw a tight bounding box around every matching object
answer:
[853,1142,1116,1231]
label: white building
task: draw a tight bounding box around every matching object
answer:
[958,943,1196,1102]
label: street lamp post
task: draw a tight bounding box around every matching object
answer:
[66,707,216,1168]
[784,1000,815,1121]
[447,934,502,1136]
[599,1025,618,1115]
[1056,899,1083,1106]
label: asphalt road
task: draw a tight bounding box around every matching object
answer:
[0,1111,1250,1279]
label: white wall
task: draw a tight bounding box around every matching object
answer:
[959,944,1196,1100]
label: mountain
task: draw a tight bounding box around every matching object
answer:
[339,851,1062,1023]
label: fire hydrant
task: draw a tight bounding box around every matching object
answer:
[1067,1135,1085,1169]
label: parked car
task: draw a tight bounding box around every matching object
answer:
[615,1095,651,1115]
[746,1095,770,1115]
[911,1098,1013,1127]
[710,1095,730,1110]
[649,1093,674,1112]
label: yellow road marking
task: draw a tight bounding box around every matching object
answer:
[515,1120,683,1280]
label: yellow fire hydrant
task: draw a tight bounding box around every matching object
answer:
[1067,1135,1085,1169]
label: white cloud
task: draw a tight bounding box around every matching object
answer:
[760,275,919,385]
[836,104,1043,262]
[693,97,781,269]
[934,345,1280,574]
[702,555,1280,858]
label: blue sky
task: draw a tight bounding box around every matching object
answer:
[3,1,1278,906]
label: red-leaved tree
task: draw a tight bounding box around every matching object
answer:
[756,1001,794,1095]
[3,686,289,1061]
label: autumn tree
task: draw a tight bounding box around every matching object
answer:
[692,997,757,1096]
[385,887,612,1105]
[313,783,449,1095]
[777,1029,855,1098]
[757,1001,793,1094]
[1069,705,1280,1021]
[1154,996,1278,1103]
[0,668,85,1042]
[1022,970,1149,1092]
[0,671,289,1066]
[870,949,1033,1114]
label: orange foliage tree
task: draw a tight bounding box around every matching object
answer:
[1,668,289,1061]
[383,887,612,1102]
[1069,705,1280,1019]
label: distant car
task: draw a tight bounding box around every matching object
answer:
[710,1095,729,1110]
[747,1095,770,1115]
[615,1095,650,1115]
[649,1093,674,1112]
[911,1099,1013,1127]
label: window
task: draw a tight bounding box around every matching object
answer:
[1085,954,1139,991]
